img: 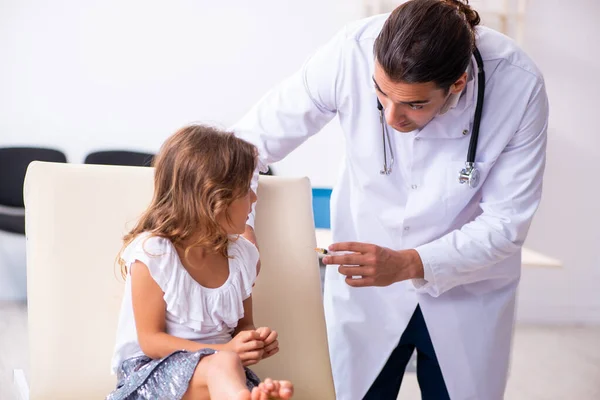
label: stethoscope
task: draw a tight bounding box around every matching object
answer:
[377,47,485,189]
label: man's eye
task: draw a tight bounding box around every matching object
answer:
[409,104,424,110]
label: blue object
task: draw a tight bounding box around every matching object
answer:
[312,188,332,229]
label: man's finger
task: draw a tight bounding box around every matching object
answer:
[329,242,374,253]
[338,265,375,277]
[345,276,376,287]
[322,253,366,266]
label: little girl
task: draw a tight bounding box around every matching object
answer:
[107,125,294,400]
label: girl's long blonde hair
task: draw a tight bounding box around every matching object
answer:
[118,124,257,278]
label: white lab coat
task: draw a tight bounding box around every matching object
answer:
[233,14,548,400]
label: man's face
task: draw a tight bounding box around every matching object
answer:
[373,61,467,132]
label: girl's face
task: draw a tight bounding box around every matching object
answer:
[220,188,258,235]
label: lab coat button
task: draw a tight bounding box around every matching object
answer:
[411,185,418,190]
[404,226,410,231]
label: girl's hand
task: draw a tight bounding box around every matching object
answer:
[227,330,265,366]
[255,327,279,360]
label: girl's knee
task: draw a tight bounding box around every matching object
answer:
[189,353,225,390]
[184,352,247,399]
[192,351,241,384]
[184,356,214,399]
[209,351,242,370]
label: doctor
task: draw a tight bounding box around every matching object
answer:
[234,0,548,398]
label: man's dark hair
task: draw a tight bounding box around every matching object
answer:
[374,0,481,91]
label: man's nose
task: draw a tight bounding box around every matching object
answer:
[384,103,406,126]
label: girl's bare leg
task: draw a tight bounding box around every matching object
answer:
[183,351,251,400]
[182,351,294,400]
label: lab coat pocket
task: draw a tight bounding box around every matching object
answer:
[444,160,495,216]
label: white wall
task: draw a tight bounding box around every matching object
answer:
[1,0,599,324]
[0,0,359,300]
[0,0,357,186]
[515,0,600,324]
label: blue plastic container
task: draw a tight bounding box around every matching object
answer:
[312,188,333,229]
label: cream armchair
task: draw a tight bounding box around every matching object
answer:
[18,161,334,400]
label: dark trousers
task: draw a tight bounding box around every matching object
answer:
[363,305,451,400]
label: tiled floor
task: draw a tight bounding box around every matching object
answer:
[1,301,599,400]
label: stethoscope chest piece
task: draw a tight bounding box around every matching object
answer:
[376,47,485,185]
[459,162,480,189]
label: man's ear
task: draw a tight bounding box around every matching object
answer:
[450,72,468,95]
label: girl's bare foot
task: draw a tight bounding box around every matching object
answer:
[250,378,294,399]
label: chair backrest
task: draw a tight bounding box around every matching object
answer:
[0,147,67,207]
[252,175,334,399]
[84,150,154,167]
[24,162,334,400]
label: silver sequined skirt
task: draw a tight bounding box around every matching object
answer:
[106,349,260,400]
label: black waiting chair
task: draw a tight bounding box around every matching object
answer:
[260,166,274,176]
[84,150,154,167]
[86,150,273,175]
[0,147,68,234]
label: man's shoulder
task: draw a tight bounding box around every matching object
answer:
[476,26,544,83]
[340,13,389,46]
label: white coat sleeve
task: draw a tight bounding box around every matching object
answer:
[413,79,549,297]
[230,28,349,227]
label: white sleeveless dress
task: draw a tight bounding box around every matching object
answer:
[106,233,260,400]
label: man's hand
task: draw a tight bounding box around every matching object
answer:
[255,326,279,360]
[322,242,424,287]
[243,225,261,275]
